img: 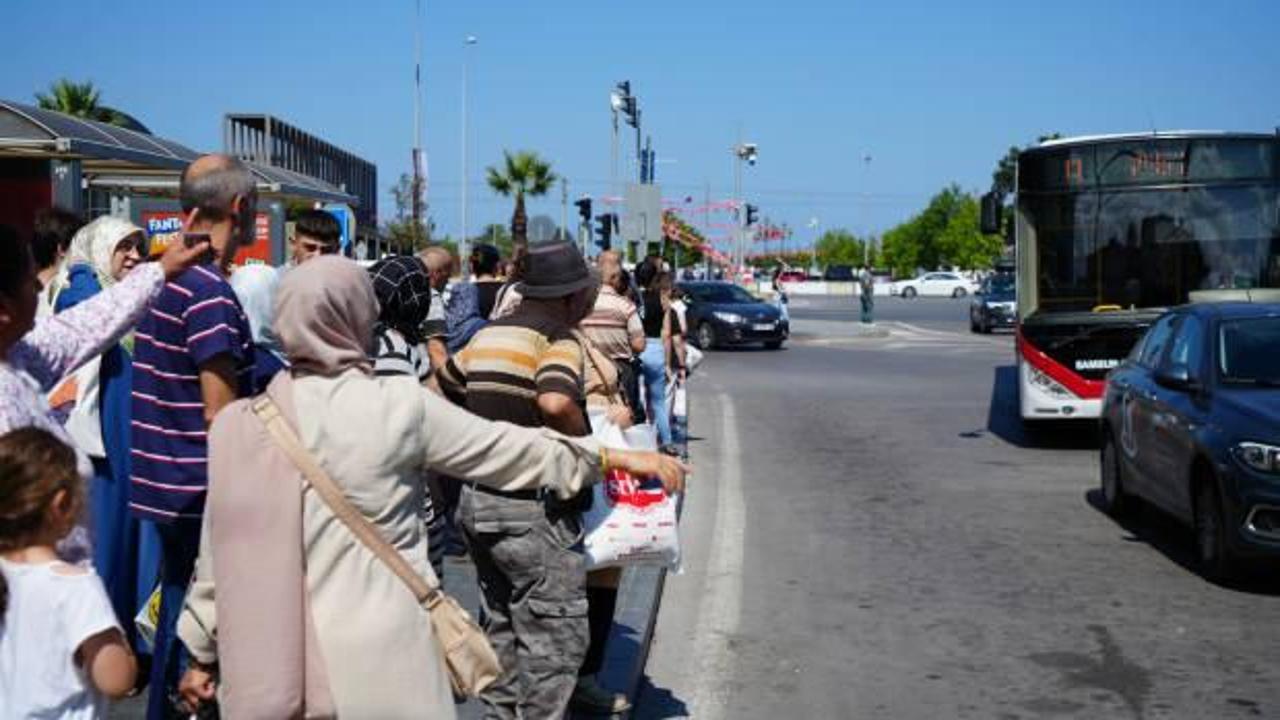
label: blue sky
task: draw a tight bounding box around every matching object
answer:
[3,0,1277,251]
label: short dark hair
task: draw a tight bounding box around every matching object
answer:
[30,207,82,270]
[294,210,340,249]
[471,243,501,276]
[0,224,32,299]
[179,155,256,220]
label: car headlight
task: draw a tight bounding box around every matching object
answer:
[1233,442,1280,473]
[714,311,745,324]
[1028,365,1073,399]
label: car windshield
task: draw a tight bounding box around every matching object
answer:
[1218,316,1280,384]
[688,284,759,304]
[987,275,1015,299]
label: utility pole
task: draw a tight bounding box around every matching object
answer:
[411,0,424,240]
[460,34,477,277]
[560,178,568,244]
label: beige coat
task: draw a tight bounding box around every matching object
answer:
[179,370,602,719]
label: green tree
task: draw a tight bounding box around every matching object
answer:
[381,172,429,253]
[934,195,1004,270]
[485,150,557,250]
[35,79,135,128]
[814,229,867,267]
[468,223,515,260]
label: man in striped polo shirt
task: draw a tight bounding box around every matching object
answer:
[435,240,600,720]
[580,250,646,422]
[130,155,256,720]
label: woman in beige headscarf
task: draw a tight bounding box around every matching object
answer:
[176,256,685,720]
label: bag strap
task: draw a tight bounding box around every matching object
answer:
[571,329,624,408]
[250,395,446,611]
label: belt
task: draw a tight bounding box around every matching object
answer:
[468,483,548,502]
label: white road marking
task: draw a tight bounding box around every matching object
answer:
[690,392,746,720]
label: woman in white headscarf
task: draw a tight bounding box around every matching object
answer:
[230,264,288,394]
[53,216,159,659]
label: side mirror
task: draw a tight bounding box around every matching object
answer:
[980,192,1002,235]
[1155,363,1199,392]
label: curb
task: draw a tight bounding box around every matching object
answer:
[591,564,669,719]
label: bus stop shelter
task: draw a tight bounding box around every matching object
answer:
[0,99,358,265]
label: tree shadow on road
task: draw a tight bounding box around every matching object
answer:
[979,365,1099,450]
[1084,489,1280,596]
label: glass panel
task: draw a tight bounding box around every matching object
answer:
[1139,316,1176,367]
[1025,185,1280,312]
[1167,315,1205,376]
[1219,317,1280,383]
[1020,137,1277,192]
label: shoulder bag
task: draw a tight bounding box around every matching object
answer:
[250,396,501,698]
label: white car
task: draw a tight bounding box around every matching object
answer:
[891,272,977,299]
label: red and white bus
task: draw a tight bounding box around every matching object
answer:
[1008,132,1280,420]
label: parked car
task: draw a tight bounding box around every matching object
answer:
[679,281,788,350]
[823,265,856,282]
[776,269,808,284]
[969,273,1016,333]
[891,272,977,298]
[1099,303,1280,580]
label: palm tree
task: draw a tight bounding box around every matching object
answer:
[34,79,144,131]
[485,150,557,249]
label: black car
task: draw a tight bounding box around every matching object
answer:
[1099,303,1280,580]
[969,273,1016,333]
[823,265,855,282]
[679,281,788,350]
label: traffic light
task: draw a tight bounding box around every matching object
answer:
[574,197,592,225]
[595,213,614,250]
[623,96,639,128]
[745,204,759,226]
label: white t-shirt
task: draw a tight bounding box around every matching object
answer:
[0,559,121,720]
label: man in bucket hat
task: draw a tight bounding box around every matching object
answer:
[435,240,601,719]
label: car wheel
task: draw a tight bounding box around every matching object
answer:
[902,286,917,299]
[764,340,784,350]
[697,322,717,350]
[970,315,979,333]
[1194,476,1237,583]
[1099,431,1134,519]
[980,316,992,334]
[952,287,967,299]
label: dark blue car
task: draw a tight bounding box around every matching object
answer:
[679,281,788,350]
[1100,303,1280,580]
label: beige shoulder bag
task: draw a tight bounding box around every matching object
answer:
[251,396,501,698]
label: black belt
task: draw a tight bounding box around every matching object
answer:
[468,483,547,501]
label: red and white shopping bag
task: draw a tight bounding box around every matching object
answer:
[583,418,682,571]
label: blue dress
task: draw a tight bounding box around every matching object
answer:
[56,264,161,653]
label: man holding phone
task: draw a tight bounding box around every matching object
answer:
[129,154,257,720]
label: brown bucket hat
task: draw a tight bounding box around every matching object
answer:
[514,241,600,299]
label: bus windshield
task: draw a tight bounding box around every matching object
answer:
[1024,185,1280,313]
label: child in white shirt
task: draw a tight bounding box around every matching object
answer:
[0,427,137,719]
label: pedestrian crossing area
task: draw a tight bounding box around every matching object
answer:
[791,320,1013,355]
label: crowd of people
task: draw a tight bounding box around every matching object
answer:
[0,154,690,719]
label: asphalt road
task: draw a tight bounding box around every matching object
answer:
[637,297,1279,720]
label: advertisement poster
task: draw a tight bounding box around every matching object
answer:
[141,210,273,265]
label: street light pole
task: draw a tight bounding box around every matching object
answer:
[460,34,477,277]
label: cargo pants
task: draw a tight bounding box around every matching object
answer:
[458,484,589,720]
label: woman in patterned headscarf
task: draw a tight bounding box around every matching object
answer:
[368,255,434,379]
[53,216,158,659]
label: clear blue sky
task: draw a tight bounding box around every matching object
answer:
[3,0,1277,251]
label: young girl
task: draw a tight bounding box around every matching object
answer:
[0,427,138,718]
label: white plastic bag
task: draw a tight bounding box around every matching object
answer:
[582,420,681,571]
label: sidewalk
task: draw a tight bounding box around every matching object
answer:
[114,519,670,720]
